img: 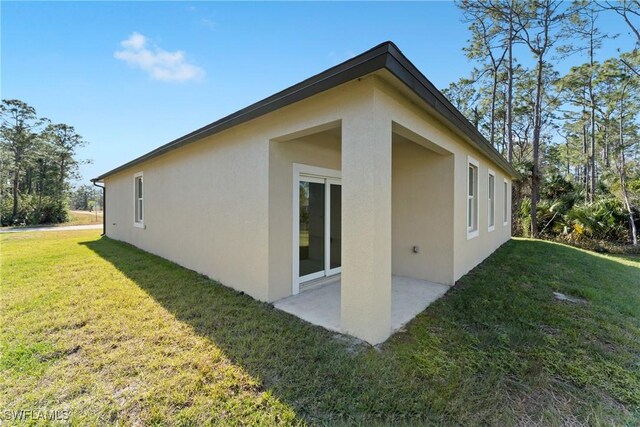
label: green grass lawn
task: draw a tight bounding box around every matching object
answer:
[1,231,639,425]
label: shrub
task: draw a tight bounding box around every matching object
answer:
[564,198,628,242]
[516,192,632,244]
[0,194,69,226]
[518,197,532,237]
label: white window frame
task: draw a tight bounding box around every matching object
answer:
[292,163,341,295]
[503,178,510,226]
[467,156,479,240]
[133,171,144,228]
[488,169,495,232]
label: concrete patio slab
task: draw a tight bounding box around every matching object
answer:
[274,275,450,340]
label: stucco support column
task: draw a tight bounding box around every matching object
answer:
[341,98,392,345]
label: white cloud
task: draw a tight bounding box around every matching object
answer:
[114,32,205,83]
[200,18,216,30]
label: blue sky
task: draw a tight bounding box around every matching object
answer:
[2,1,636,185]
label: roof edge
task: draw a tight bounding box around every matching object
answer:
[93,41,517,181]
[383,44,517,177]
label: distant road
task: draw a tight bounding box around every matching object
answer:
[0,224,103,233]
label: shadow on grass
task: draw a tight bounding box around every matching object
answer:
[79,236,640,424]
[79,237,437,425]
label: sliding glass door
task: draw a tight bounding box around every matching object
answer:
[297,174,341,287]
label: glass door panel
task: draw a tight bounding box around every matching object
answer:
[329,183,341,272]
[299,180,325,279]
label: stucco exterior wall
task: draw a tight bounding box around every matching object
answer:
[373,76,512,281]
[391,137,455,284]
[104,78,370,302]
[104,123,271,300]
[340,85,394,343]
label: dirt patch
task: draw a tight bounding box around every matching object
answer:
[553,292,587,305]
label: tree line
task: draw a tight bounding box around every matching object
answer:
[0,99,89,226]
[447,0,640,247]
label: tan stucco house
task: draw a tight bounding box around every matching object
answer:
[93,42,517,345]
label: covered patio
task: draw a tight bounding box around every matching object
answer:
[274,276,450,337]
[268,109,456,345]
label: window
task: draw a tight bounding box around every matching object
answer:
[134,172,144,227]
[467,157,479,239]
[503,179,509,226]
[488,170,495,231]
